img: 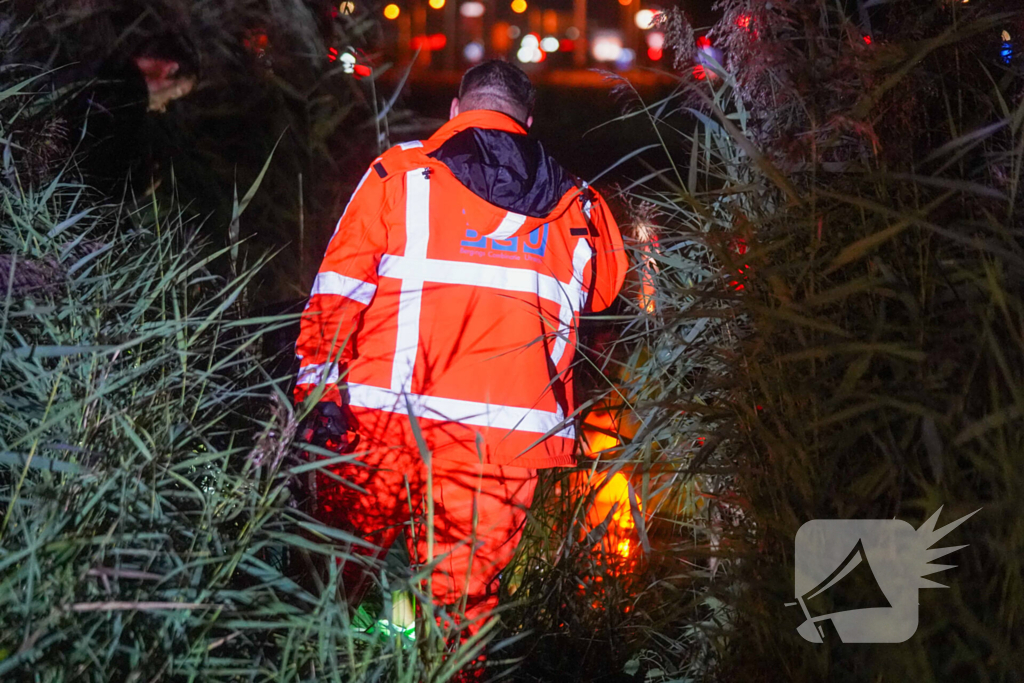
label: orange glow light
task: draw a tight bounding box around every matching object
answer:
[511,0,527,13]
[383,3,400,19]
[429,0,445,9]
[618,0,631,5]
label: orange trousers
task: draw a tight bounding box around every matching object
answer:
[316,446,538,633]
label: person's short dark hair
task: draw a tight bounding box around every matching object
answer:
[458,60,536,123]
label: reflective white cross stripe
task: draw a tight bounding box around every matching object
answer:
[296,361,341,387]
[398,140,424,150]
[305,162,592,443]
[487,211,527,241]
[391,170,431,393]
[347,382,574,439]
[379,254,570,305]
[310,271,377,305]
[549,239,593,366]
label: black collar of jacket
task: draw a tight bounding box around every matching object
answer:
[427,127,577,218]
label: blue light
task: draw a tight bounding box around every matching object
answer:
[1001,41,1013,65]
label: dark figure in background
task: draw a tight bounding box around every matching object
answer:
[66,33,199,195]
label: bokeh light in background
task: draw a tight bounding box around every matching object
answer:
[615,47,635,69]
[591,32,623,62]
[511,0,527,14]
[517,33,544,63]
[459,1,485,17]
[508,25,522,39]
[634,9,658,30]
[383,3,400,19]
[646,30,664,61]
[540,36,560,52]
[428,0,445,9]
[338,1,355,15]
[411,33,447,50]
[463,41,485,63]
[565,26,580,40]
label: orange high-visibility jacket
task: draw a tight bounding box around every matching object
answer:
[295,109,627,468]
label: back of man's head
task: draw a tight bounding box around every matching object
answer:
[457,60,536,125]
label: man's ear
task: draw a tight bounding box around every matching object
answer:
[450,97,460,120]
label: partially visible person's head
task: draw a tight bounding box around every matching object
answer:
[451,60,536,128]
[132,33,200,113]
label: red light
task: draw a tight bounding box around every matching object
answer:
[411,33,447,50]
[354,64,372,78]
[243,31,270,55]
[696,35,711,49]
[692,64,707,80]
[559,38,575,52]
[537,49,547,62]
[327,47,339,62]
[736,14,751,30]
[863,35,872,44]
[647,46,662,61]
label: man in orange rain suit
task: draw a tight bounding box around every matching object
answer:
[294,60,627,635]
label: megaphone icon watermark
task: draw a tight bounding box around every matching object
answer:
[790,507,979,643]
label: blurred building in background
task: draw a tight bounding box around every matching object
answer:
[342,0,670,81]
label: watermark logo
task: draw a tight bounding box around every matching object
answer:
[791,507,978,643]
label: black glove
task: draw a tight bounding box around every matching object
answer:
[300,401,353,453]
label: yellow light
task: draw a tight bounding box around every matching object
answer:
[511,0,527,14]
[338,1,355,13]
[616,538,631,558]
[383,3,400,19]
[584,431,619,455]
[1002,30,1011,41]
[429,0,445,8]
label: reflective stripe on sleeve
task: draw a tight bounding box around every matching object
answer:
[348,382,574,439]
[310,271,377,305]
[549,239,593,366]
[296,361,341,387]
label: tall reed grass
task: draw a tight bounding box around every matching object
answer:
[603,0,1024,680]
[0,64,491,680]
